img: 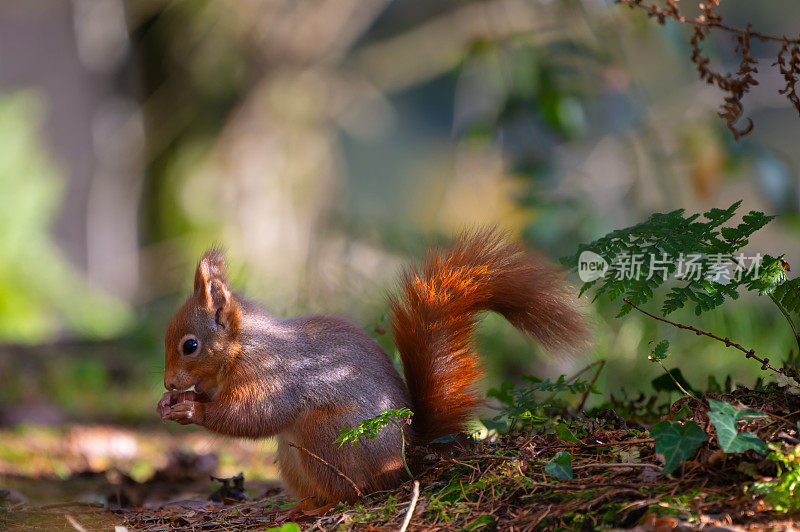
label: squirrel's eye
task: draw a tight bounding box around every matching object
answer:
[180,335,199,355]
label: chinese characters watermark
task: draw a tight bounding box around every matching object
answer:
[578,251,764,283]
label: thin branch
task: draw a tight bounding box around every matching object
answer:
[454,454,516,461]
[288,442,367,503]
[398,480,420,532]
[527,481,648,490]
[65,515,88,532]
[544,359,604,410]
[577,359,606,411]
[622,298,800,384]
[572,462,662,471]
[583,438,655,448]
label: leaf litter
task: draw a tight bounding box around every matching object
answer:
[4,385,800,530]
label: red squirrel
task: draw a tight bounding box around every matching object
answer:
[157,230,588,506]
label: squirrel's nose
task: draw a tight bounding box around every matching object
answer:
[165,380,177,391]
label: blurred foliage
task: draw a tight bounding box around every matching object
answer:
[0,91,131,343]
[2,0,800,426]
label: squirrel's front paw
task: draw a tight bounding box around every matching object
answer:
[157,391,179,420]
[164,400,205,426]
[158,390,200,421]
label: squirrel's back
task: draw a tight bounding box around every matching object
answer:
[390,229,588,443]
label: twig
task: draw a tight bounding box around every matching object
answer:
[456,453,516,461]
[546,437,655,448]
[288,442,367,503]
[572,462,662,471]
[525,481,647,491]
[65,515,88,532]
[539,359,606,421]
[398,480,420,532]
[35,502,106,510]
[565,359,605,384]
[445,458,481,473]
[623,298,800,384]
[577,359,606,411]
[586,438,654,447]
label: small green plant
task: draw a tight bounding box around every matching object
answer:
[647,340,698,399]
[752,441,800,513]
[486,374,599,433]
[335,408,414,478]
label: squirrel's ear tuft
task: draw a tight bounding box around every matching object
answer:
[194,248,240,332]
[194,247,227,293]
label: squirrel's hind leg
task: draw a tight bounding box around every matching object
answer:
[276,436,318,500]
[276,421,364,506]
[295,406,407,503]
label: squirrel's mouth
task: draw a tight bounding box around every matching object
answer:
[182,383,215,403]
[170,384,212,404]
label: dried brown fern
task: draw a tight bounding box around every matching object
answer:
[617,0,800,139]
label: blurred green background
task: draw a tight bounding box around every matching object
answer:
[1,0,800,428]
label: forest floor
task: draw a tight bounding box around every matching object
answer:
[3,385,800,531]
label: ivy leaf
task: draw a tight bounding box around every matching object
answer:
[555,423,581,443]
[430,433,459,444]
[707,399,766,454]
[706,398,765,422]
[650,420,708,474]
[714,428,767,455]
[545,451,573,479]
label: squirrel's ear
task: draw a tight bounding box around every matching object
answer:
[194,248,240,332]
[194,248,227,294]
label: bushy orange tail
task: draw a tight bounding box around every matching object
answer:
[389,229,588,442]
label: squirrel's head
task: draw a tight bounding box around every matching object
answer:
[163,248,242,400]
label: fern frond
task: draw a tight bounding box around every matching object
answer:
[564,202,778,316]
